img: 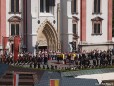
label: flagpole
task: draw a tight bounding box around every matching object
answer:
[13,71,19,86]
[13,71,14,86]
[13,36,15,66]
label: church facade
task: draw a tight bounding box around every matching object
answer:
[0,0,113,54]
[61,0,113,52]
[0,0,60,54]
[0,0,26,54]
[27,0,60,53]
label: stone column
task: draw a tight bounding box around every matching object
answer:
[57,3,61,51]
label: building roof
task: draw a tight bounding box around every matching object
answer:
[35,71,61,86]
[61,68,114,77]
[0,64,114,86]
[35,71,99,86]
[0,65,45,86]
[0,64,8,77]
[61,77,98,86]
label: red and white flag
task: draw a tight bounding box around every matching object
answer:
[13,72,19,86]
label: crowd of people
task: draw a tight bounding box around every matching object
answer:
[0,49,114,70]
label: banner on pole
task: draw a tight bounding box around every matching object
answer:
[14,36,20,62]
[2,37,9,60]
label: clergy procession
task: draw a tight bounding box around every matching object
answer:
[0,48,114,70]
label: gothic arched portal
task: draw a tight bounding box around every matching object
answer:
[37,20,58,51]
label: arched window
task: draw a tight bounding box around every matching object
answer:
[72,16,79,40]
[91,16,103,35]
[10,24,19,36]
[8,16,22,36]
